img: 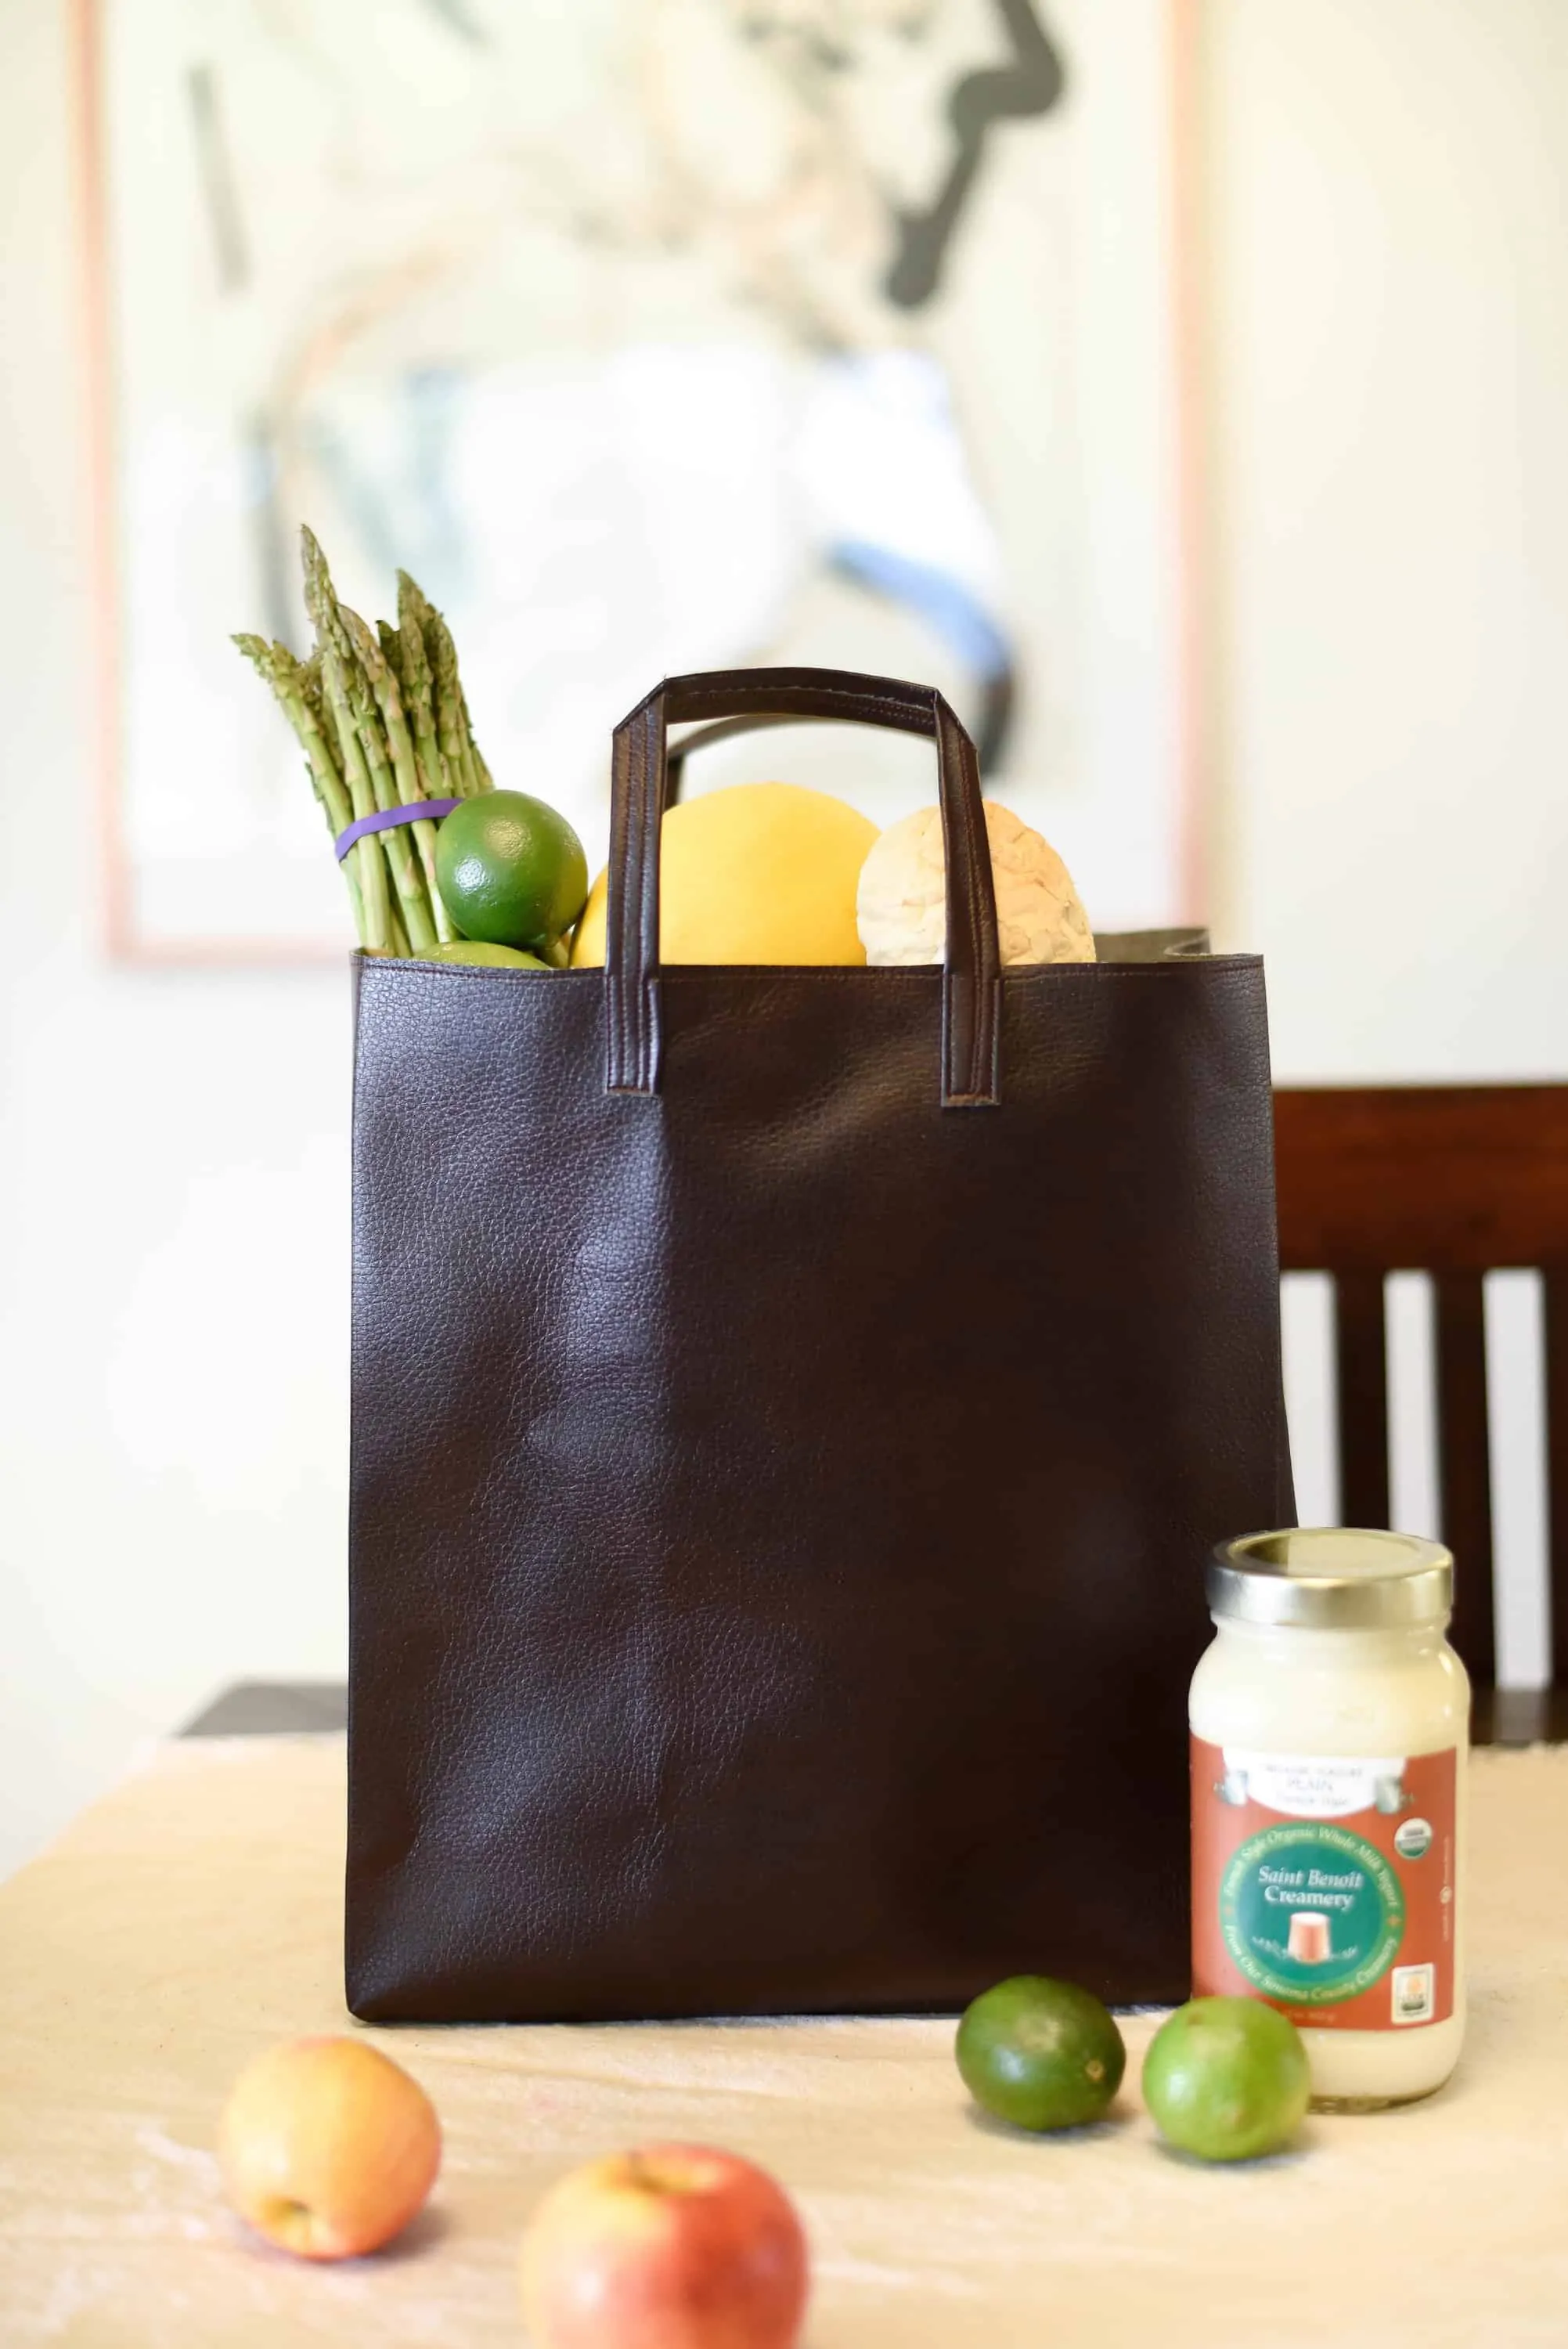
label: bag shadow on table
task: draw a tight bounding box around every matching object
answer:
[346,668,1294,2022]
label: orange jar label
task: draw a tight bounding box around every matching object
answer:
[1191,1738,1457,2030]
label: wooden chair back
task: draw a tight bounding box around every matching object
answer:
[1273,1085,1568,1738]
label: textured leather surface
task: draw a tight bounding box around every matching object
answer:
[346,670,1293,2022]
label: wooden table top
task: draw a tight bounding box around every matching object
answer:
[2,1734,1565,2347]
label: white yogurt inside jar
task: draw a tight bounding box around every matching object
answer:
[1189,1528,1469,2110]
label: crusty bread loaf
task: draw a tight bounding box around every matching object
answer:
[856,799,1096,967]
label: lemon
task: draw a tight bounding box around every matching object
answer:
[1141,1997,1310,2162]
[956,1976,1126,2133]
[571,782,878,967]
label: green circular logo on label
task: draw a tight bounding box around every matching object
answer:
[1220,1823,1405,2005]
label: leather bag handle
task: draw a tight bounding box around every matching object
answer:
[605,668,1001,1108]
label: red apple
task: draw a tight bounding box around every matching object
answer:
[218,2035,441,2261]
[519,2142,809,2349]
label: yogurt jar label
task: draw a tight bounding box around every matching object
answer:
[1191,1738,1457,2030]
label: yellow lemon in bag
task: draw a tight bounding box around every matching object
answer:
[571,781,877,967]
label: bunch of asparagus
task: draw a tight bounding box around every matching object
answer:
[235,526,494,954]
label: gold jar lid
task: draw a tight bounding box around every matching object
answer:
[1208,1528,1454,1630]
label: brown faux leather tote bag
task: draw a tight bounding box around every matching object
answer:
[347,667,1293,2022]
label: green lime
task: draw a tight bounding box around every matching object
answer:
[956,1976,1126,2132]
[434,792,588,949]
[1141,1997,1310,2162]
[425,940,549,969]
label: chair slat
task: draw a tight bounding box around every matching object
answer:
[1545,1267,1568,1690]
[1435,1272,1496,1687]
[1275,1087,1568,1270]
[1277,1088,1568,1716]
[1333,1272,1390,1529]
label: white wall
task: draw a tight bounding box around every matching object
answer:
[2,0,1566,1876]
[0,1,351,1876]
[1202,0,1568,1683]
[1206,0,1568,1074]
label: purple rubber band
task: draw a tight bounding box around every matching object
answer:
[335,799,463,862]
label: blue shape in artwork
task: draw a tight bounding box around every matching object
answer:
[830,539,1012,682]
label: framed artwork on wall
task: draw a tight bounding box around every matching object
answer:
[75,0,1204,962]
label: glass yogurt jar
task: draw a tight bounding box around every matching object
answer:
[1189,1528,1469,2110]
